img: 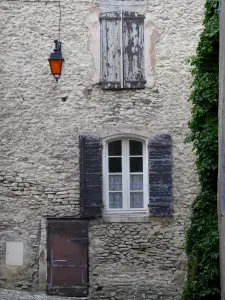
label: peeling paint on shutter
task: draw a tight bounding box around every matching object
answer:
[100,11,145,89]
[148,134,173,216]
[123,11,145,89]
[100,12,122,89]
[79,136,103,217]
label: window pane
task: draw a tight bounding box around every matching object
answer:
[130,174,143,190]
[109,175,122,191]
[109,192,123,208]
[108,140,122,156]
[130,157,143,172]
[129,140,143,155]
[109,157,122,173]
[130,192,143,208]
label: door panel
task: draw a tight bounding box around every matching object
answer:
[47,219,88,297]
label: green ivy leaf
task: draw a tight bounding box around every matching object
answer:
[182,0,220,299]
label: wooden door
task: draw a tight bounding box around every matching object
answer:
[47,219,88,297]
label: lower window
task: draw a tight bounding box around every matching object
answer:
[104,138,148,213]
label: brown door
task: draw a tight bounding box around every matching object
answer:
[47,219,88,297]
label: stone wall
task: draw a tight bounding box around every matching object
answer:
[0,170,78,291]
[0,0,203,298]
[89,219,188,300]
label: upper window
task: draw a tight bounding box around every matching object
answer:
[100,11,145,89]
[104,138,148,213]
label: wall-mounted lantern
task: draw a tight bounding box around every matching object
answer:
[48,40,64,82]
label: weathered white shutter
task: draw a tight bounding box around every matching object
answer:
[123,11,145,89]
[100,12,122,89]
[100,11,145,89]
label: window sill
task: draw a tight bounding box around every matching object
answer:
[102,213,150,223]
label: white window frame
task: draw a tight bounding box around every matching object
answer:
[103,136,149,214]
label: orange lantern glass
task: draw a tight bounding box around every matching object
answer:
[48,40,64,82]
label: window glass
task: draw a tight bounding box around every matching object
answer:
[129,140,143,155]
[130,192,143,208]
[130,157,143,172]
[108,140,122,156]
[109,157,122,173]
[109,175,122,191]
[130,174,143,190]
[109,193,123,208]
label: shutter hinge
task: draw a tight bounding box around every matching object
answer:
[123,16,145,20]
[99,16,121,21]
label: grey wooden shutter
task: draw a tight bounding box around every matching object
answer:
[148,134,173,216]
[100,12,122,89]
[79,136,103,217]
[100,11,145,89]
[123,11,145,89]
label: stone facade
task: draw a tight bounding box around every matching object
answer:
[0,0,203,299]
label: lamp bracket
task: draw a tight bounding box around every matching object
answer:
[54,40,61,53]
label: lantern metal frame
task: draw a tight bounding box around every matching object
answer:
[48,39,64,82]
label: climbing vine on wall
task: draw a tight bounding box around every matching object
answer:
[181,0,220,299]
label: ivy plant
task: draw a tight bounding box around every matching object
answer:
[181,0,220,299]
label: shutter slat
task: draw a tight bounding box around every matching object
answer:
[100,12,122,89]
[148,134,173,217]
[123,11,145,89]
[79,136,102,218]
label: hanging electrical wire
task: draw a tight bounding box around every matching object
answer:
[58,0,61,42]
